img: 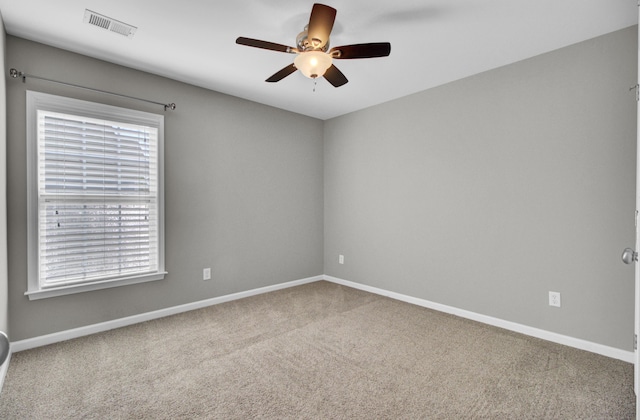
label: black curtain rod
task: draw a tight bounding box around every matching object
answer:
[8,68,176,111]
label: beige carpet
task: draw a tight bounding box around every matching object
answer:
[0,281,635,419]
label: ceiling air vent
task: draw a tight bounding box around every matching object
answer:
[83,10,137,38]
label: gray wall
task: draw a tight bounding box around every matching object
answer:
[6,36,324,341]
[5,26,638,352]
[325,26,637,351]
[0,15,7,338]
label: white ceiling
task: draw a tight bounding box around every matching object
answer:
[0,0,636,120]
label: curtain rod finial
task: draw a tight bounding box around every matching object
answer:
[9,68,26,82]
[165,103,176,111]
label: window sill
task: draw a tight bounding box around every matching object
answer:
[25,272,168,300]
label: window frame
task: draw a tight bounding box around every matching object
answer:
[26,91,166,300]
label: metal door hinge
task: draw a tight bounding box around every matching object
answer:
[635,334,637,351]
[631,84,640,101]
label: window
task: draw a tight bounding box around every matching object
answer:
[26,91,166,299]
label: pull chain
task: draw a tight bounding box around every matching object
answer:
[313,79,317,92]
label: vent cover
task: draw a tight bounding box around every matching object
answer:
[83,10,137,38]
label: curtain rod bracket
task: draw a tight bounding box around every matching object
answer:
[8,68,176,111]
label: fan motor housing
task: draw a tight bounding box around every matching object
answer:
[296,26,329,52]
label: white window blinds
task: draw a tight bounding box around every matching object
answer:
[38,110,159,288]
[27,91,165,299]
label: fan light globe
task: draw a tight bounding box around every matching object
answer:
[294,51,332,79]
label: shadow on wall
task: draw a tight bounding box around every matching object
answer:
[0,332,7,366]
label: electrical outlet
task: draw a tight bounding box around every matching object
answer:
[203,268,211,281]
[549,291,561,307]
[338,255,344,264]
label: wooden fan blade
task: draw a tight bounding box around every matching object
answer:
[330,43,391,59]
[266,64,298,82]
[236,37,297,54]
[323,64,348,87]
[307,4,336,49]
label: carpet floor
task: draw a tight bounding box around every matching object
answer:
[0,281,635,419]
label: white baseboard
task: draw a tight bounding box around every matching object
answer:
[323,275,635,364]
[11,275,323,353]
[0,350,11,393]
[10,273,634,364]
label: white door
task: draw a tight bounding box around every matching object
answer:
[636,6,640,413]
[633,2,640,419]
[623,6,640,417]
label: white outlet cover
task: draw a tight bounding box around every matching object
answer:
[549,291,561,307]
[203,268,211,280]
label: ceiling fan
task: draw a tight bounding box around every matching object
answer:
[236,3,391,87]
